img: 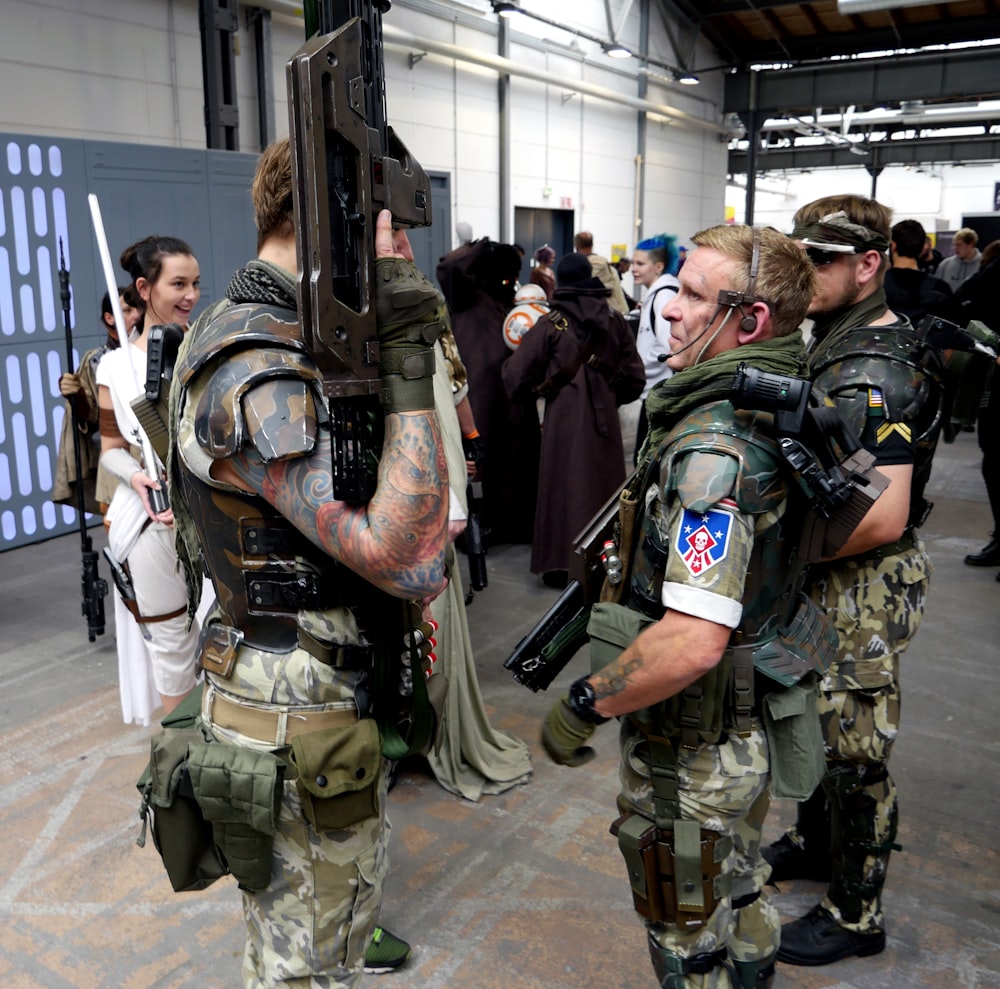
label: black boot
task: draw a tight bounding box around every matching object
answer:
[762,787,831,882]
[965,537,1000,566]
[776,904,885,966]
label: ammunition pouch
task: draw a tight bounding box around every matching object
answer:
[136,689,229,893]
[186,740,284,892]
[286,719,383,831]
[761,674,825,800]
[611,814,732,928]
[587,600,656,674]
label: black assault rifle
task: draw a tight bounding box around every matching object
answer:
[464,480,488,605]
[58,241,107,642]
[288,0,432,503]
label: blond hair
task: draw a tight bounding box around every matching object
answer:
[691,225,815,338]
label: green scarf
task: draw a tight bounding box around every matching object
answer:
[642,330,808,459]
[807,288,898,361]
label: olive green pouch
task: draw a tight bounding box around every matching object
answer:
[763,674,825,800]
[587,601,655,673]
[288,719,382,831]
[186,740,285,892]
[136,688,229,893]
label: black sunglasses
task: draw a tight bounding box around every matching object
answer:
[805,246,857,266]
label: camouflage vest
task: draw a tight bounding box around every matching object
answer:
[808,322,945,528]
[174,302,371,655]
[615,399,835,746]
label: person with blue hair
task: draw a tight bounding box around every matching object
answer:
[631,233,680,462]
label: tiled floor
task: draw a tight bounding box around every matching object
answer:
[1,429,996,988]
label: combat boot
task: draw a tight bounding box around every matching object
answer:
[776,904,885,966]
[762,788,831,883]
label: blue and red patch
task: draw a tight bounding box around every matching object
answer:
[675,506,734,577]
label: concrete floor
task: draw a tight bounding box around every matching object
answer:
[1,429,997,989]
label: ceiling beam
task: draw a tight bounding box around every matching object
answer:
[729,132,1000,172]
[725,46,1000,117]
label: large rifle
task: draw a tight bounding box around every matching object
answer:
[288,1,436,760]
[288,0,431,503]
[57,240,108,642]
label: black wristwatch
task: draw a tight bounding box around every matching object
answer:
[568,677,610,725]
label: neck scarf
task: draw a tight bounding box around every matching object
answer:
[642,330,807,457]
[808,287,892,354]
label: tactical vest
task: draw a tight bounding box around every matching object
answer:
[174,302,371,655]
[597,400,835,748]
[809,322,945,529]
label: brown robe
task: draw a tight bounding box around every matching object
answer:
[502,286,644,574]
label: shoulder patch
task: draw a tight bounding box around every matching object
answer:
[675,503,735,577]
[672,450,738,513]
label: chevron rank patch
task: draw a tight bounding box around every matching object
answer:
[876,420,912,445]
[676,505,734,577]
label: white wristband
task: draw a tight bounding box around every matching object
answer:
[101,446,143,487]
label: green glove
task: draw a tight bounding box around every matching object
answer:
[542,695,598,768]
[374,257,445,413]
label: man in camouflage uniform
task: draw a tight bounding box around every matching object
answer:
[170,138,448,988]
[543,225,829,988]
[766,195,941,967]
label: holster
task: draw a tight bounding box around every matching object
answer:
[610,814,731,929]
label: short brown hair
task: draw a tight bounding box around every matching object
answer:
[573,230,594,251]
[691,225,815,338]
[954,227,979,246]
[251,137,294,251]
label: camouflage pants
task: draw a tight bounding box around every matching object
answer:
[241,772,390,989]
[202,643,389,988]
[808,540,931,933]
[619,722,777,987]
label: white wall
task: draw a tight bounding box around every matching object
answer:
[0,0,730,258]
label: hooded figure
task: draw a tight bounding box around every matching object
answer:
[438,238,541,544]
[501,252,645,583]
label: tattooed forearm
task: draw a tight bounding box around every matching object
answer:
[224,409,448,598]
[591,655,644,700]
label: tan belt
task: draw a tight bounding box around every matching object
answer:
[205,689,357,746]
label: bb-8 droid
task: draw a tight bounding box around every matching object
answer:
[503,283,551,350]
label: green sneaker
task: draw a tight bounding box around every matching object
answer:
[363,926,411,974]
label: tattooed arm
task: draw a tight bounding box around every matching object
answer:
[211,411,448,600]
[589,610,730,719]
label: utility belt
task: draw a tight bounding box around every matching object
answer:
[137,683,383,895]
[839,527,916,567]
[198,621,373,679]
[610,813,732,929]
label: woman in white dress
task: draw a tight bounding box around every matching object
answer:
[630,233,680,463]
[97,235,202,717]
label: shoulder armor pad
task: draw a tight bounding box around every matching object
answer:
[194,348,324,461]
[179,302,307,385]
[810,326,943,443]
[659,401,785,514]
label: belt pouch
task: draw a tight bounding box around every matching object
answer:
[288,719,382,831]
[137,713,229,893]
[186,740,284,892]
[762,674,825,800]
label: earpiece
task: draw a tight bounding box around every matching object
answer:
[740,228,761,332]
